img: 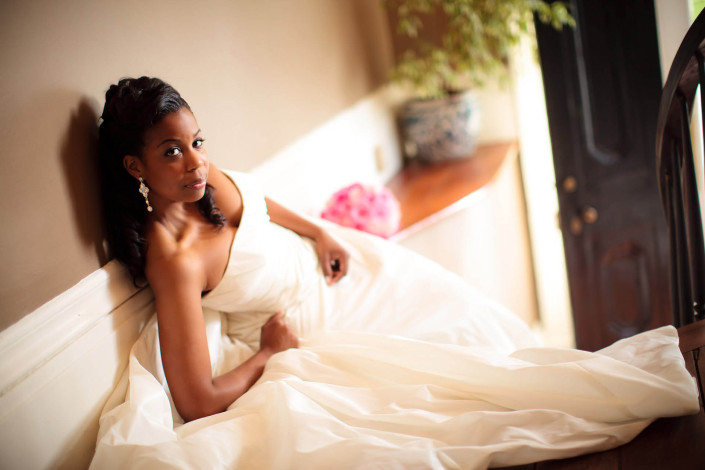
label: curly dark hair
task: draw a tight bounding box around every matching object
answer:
[99,77,226,285]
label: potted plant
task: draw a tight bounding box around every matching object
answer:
[385,0,574,162]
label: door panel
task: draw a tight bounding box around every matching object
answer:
[536,0,670,350]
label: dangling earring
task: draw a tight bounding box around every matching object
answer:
[138,176,153,212]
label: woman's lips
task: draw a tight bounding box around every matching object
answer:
[185,179,206,190]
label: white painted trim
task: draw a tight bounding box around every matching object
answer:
[0,260,143,398]
[0,260,154,469]
[389,188,490,242]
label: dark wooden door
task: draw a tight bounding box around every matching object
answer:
[535,0,671,351]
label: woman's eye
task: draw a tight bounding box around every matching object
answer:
[165,147,182,157]
[193,138,205,149]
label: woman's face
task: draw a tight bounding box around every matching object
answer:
[125,107,209,207]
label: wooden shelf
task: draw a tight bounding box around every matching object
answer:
[387,141,518,240]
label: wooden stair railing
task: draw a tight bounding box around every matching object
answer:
[656,8,705,327]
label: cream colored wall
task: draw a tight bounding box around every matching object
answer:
[0,0,393,331]
[398,155,539,328]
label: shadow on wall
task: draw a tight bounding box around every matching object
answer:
[351,0,394,90]
[59,97,109,267]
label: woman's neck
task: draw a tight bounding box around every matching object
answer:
[147,200,204,241]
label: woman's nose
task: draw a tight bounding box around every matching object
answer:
[184,149,205,171]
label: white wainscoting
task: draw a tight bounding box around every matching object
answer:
[0,260,153,469]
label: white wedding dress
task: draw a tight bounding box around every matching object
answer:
[90,171,699,469]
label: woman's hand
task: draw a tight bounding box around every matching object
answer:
[314,229,349,284]
[259,311,299,357]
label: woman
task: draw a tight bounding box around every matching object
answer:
[94,77,698,469]
[99,76,348,421]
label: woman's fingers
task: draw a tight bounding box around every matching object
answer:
[264,310,285,327]
[260,310,298,353]
[327,251,348,284]
[336,252,349,276]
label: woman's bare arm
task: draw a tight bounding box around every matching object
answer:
[265,197,349,283]
[148,253,297,422]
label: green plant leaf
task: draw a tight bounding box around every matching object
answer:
[387,0,575,98]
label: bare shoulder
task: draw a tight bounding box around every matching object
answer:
[207,166,235,196]
[144,226,206,296]
[207,165,243,223]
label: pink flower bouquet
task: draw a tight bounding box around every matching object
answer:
[321,183,401,238]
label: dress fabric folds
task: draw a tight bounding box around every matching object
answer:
[90,171,699,470]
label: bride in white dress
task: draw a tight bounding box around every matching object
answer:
[91,77,699,469]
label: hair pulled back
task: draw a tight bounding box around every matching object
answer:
[99,76,225,284]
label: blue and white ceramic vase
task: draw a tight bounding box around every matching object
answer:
[400,90,481,162]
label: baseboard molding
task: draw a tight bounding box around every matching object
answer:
[0,260,142,397]
[0,260,154,469]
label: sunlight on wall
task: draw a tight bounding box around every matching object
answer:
[692,91,705,236]
[252,86,406,216]
[512,34,575,348]
[655,0,692,82]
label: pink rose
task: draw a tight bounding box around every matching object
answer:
[321,183,401,238]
